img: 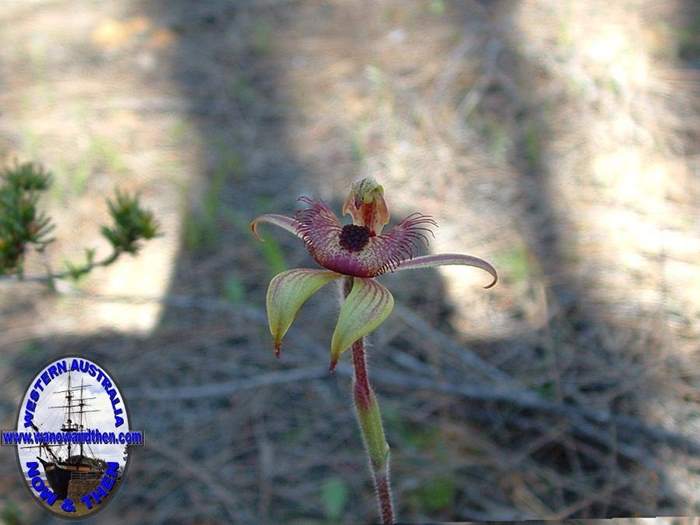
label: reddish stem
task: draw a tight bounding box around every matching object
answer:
[344,276,395,525]
[352,339,395,525]
[375,472,394,525]
[351,340,372,411]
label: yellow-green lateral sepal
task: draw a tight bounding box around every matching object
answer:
[330,278,394,369]
[267,269,341,356]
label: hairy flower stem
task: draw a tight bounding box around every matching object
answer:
[343,277,395,525]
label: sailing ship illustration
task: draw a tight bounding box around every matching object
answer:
[24,371,112,500]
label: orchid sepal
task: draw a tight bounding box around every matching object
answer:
[266,269,342,357]
[329,277,394,371]
[392,253,498,288]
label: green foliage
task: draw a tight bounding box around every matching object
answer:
[677,14,700,62]
[223,272,246,304]
[258,235,287,277]
[384,406,440,452]
[429,0,446,15]
[320,477,349,521]
[0,162,54,275]
[47,137,129,200]
[183,212,215,252]
[409,475,456,513]
[2,161,51,191]
[1,500,24,525]
[228,77,257,107]
[494,245,532,284]
[473,117,512,162]
[63,248,97,282]
[403,425,440,451]
[223,206,287,277]
[523,122,541,170]
[0,160,159,281]
[350,133,366,163]
[88,137,127,175]
[252,20,273,55]
[21,341,43,356]
[184,166,229,252]
[365,65,384,88]
[248,200,288,276]
[536,380,556,400]
[101,189,160,255]
[279,424,309,446]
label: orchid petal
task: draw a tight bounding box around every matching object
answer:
[295,196,343,246]
[250,214,302,241]
[267,269,342,357]
[371,213,437,274]
[392,253,498,288]
[330,278,394,371]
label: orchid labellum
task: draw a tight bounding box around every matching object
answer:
[251,178,496,525]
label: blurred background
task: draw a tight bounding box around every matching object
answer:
[0,0,699,523]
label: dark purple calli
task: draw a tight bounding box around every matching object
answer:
[295,196,439,277]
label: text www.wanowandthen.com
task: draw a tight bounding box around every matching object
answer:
[1,430,143,446]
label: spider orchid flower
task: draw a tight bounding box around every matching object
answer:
[250,177,497,371]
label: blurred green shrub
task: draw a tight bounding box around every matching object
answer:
[0,162,54,275]
[0,161,159,282]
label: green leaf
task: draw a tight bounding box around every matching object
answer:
[258,235,287,277]
[224,273,245,304]
[321,477,348,520]
[330,278,394,370]
[413,476,456,512]
[266,269,341,356]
